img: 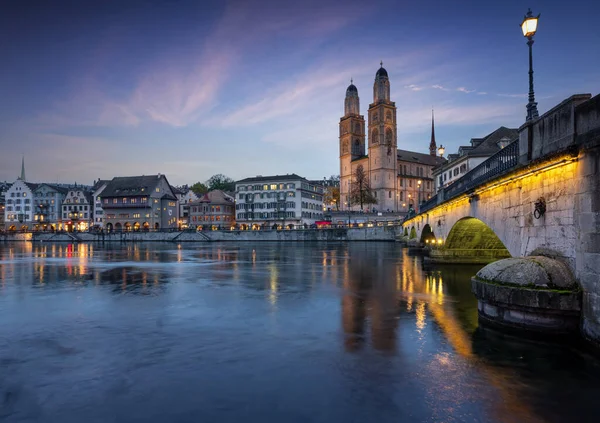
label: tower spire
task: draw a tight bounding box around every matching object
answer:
[20,155,26,182]
[429,108,437,156]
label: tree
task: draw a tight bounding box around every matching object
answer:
[190,182,208,196]
[206,174,235,192]
[324,186,340,210]
[349,165,376,210]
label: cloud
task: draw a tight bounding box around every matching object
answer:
[457,87,476,94]
[432,84,449,91]
[477,92,488,95]
[404,84,423,91]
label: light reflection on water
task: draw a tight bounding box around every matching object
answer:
[0,242,599,423]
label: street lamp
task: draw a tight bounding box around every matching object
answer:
[438,145,445,158]
[521,8,540,121]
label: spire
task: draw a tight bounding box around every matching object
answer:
[429,108,437,156]
[20,155,26,182]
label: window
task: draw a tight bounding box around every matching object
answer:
[133,213,141,218]
[131,198,137,204]
[155,187,160,192]
[123,197,128,204]
[113,198,118,204]
[389,191,392,198]
[409,180,412,187]
[141,197,148,203]
[270,184,277,190]
[104,199,108,204]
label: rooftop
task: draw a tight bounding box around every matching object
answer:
[236,173,309,184]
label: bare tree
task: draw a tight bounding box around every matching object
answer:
[349,165,376,210]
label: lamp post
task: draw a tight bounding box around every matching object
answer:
[521,8,540,121]
[438,145,445,158]
[417,180,423,211]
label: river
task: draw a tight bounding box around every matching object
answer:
[0,242,599,422]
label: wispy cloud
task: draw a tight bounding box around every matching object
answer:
[404,84,423,91]
[457,87,476,94]
[432,84,449,91]
[477,92,488,95]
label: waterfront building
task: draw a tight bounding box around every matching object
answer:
[61,187,93,232]
[235,174,324,230]
[189,190,235,230]
[91,179,110,228]
[0,182,9,228]
[173,185,199,228]
[100,174,179,231]
[339,64,446,214]
[4,157,38,231]
[33,184,67,230]
[432,126,518,192]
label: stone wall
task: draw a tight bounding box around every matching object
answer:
[25,226,399,243]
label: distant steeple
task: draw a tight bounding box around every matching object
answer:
[429,109,437,156]
[19,155,26,182]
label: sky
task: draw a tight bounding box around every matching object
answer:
[0,0,598,186]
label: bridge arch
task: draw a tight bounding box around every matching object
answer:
[419,224,436,244]
[445,217,508,252]
[409,226,417,239]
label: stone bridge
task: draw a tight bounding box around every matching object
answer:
[403,94,600,343]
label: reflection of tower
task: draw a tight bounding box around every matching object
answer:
[369,278,399,353]
[341,254,371,352]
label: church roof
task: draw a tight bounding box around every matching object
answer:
[397,149,446,166]
[376,67,388,78]
[346,83,358,94]
[236,173,307,184]
[101,175,177,200]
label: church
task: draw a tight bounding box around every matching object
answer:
[339,63,446,213]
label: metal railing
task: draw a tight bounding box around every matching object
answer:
[443,140,519,201]
[418,195,439,215]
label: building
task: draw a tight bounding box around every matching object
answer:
[61,187,93,231]
[310,177,340,211]
[189,190,235,230]
[173,185,199,228]
[33,184,67,230]
[0,182,10,229]
[100,174,179,231]
[4,158,37,230]
[235,174,324,229]
[339,64,446,214]
[432,126,518,192]
[91,179,110,228]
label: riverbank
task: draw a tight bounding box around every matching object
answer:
[1,225,400,243]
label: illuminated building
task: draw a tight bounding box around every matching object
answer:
[234,174,324,230]
[91,179,110,228]
[188,189,235,230]
[100,174,179,231]
[33,183,68,231]
[61,187,93,232]
[339,64,445,214]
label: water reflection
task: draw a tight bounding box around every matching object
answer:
[0,242,600,423]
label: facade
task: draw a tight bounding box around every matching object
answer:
[100,174,179,231]
[4,179,37,231]
[0,182,9,229]
[189,190,235,229]
[235,174,324,229]
[339,64,446,214]
[432,126,518,192]
[92,179,110,228]
[173,185,199,228]
[61,187,93,231]
[33,184,67,230]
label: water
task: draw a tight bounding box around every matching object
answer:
[0,242,599,423]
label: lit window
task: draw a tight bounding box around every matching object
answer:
[155,187,160,192]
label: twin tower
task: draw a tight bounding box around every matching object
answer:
[339,63,398,211]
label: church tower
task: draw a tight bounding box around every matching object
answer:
[429,109,437,156]
[340,80,366,210]
[367,63,398,211]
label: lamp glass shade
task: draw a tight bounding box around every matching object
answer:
[521,16,538,37]
[438,146,445,156]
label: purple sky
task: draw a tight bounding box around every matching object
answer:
[1,0,598,185]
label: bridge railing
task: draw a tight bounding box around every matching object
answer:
[443,139,520,201]
[418,195,439,214]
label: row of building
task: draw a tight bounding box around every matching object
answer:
[0,161,329,231]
